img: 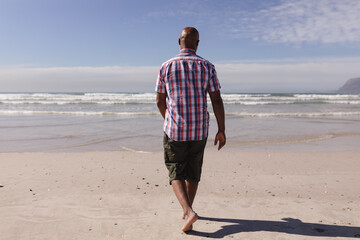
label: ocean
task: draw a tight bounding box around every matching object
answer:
[0,93,359,152]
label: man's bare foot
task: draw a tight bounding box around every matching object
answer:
[188,224,193,231]
[182,214,193,230]
[181,211,198,232]
[182,213,192,230]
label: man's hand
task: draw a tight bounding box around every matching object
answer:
[214,131,226,151]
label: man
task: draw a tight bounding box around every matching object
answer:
[155,27,226,232]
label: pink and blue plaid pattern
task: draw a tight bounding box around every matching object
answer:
[155,48,221,141]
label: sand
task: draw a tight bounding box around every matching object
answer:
[0,150,359,239]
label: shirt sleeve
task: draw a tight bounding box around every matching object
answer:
[155,65,166,93]
[208,65,221,92]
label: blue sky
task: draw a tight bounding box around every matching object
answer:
[1,0,360,93]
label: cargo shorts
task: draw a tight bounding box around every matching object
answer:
[163,133,207,184]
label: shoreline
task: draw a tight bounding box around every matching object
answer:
[1,92,360,155]
[1,150,359,239]
[1,132,359,153]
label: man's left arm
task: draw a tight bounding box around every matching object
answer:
[156,92,167,119]
[209,90,226,150]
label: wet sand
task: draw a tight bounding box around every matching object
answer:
[0,150,359,239]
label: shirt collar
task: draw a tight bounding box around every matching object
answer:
[179,48,196,55]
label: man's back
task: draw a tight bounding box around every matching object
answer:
[155,48,220,141]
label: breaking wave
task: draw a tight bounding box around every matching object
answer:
[0,93,359,105]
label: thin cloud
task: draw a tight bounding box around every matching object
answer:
[147,0,360,44]
[222,0,360,44]
[0,57,359,93]
[216,56,360,92]
[0,66,158,92]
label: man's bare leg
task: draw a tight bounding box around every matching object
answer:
[172,179,198,232]
[186,180,198,206]
[182,180,199,219]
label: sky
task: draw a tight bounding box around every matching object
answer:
[0,0,360,93]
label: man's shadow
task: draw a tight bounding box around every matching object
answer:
[187,216,360,238]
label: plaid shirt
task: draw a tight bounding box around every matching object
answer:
[155,48,221,141]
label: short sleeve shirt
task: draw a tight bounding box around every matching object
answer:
[155,48,221,141]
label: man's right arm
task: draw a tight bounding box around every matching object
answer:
[156,92,167,119]
[209,90,226,150]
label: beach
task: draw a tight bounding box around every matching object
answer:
[1,150,360,239]
[2,0,360,238]
[0,92,360,239]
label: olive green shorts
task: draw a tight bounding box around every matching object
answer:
[163,133,207,185]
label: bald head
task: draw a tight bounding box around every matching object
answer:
[179,27,199,51]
